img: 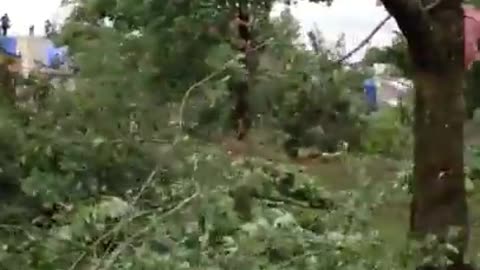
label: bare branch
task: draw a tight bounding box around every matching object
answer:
[336,15,392,64]
[335,0,442,64]
[96,186,200,270]
[254,193,335,210]
[178,38,273,129]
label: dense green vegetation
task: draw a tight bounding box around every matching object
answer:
[0,0,478,269]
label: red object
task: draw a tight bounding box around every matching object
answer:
[464,6,480,69]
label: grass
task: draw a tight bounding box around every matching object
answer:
[220,122,480,260]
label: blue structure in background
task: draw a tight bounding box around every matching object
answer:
[46,44,68,68]
[0,36,20,57]
[363,78,377,112]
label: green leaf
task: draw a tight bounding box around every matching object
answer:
[96,196,132,219]
[92,136,106,147]
[465,177,475,193]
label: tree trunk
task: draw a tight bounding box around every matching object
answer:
[411,4,469,266]
[380,0,469,267]
[411,69,468,266]
[0,63,15,104]
[229,5,256,140]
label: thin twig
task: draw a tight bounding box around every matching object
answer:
[178,38,273,129]
[90,169,157,248]
[98,169,159,255]
[132,170,158,205]
[68,252,87,270]
[108,138,169,145]
[68,169,158,270]
[96,186,200,270]
[336,14,392,64]
[335,0,441,64]
[178,59,236,129]
[254,194,334,210]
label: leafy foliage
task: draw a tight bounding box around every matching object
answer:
[0,0,470,269]
[0,142,417,269]
[362,31,411,78]
[360,107,412,157]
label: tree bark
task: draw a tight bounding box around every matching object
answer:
[0,62,16,104]
[412,70,468,265]
[381,0,469,267]
[229,5,257,140]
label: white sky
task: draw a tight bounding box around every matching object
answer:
[2,0,67,35]
[2,0,399,60]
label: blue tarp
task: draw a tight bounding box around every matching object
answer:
[0,37,19,57]
[363,78,377,111]
[46,45,68,68]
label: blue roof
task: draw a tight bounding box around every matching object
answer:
[0,37,20,58]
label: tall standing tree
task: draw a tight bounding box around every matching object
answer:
[225,1,273,140]
[301,2,470,264]
[379,0,469,268]
[228,4,257,140]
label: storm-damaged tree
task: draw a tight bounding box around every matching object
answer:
[228,5,256,140]
[379,0,470,268]
[227,2,268,140]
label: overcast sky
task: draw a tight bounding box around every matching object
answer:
[2,0,399,60]
[3,0,66,35]
[280,0,399,60]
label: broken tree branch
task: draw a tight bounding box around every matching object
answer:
[336,0,442,64]
[336,14,392,64]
